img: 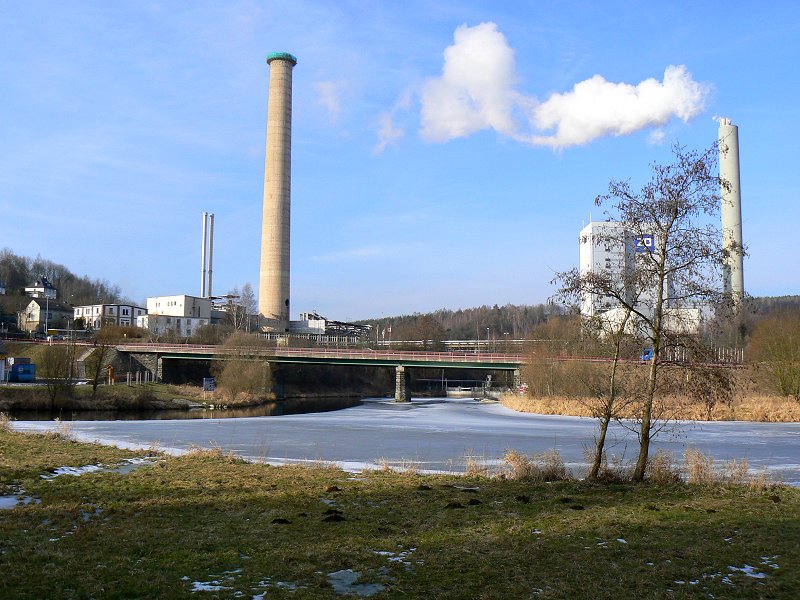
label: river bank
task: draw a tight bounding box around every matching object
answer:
[1,426,798,598]
[0,383,362,414]
[501,393,800,423]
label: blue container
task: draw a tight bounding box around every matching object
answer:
[10,363,36,383]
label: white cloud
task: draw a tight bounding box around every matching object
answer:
[527,65,710,148]
[314,80,345,123]
[420,22,518,142]
[312,245,393,263]
[410,23,710,149]
[374,112,405,154]
[648,129,667,145]
[374,88,413,154]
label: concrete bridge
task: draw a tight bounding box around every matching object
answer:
[115,343,524,401]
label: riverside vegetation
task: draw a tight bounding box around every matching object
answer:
[1,422,799,599]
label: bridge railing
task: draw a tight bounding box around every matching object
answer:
[114,342,524,364]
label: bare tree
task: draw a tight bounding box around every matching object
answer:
[211,333,275,404]
[554,143,734,481]
[224,284,257,332]
[40,342,77,408]
[748,311,800,400]
[84,331,115,403]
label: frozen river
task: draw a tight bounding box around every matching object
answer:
[12,398,800,484]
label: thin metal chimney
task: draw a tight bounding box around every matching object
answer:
[200,211,208,297]
[207,213,214,298]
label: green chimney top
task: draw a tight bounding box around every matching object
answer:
[266,52,297,65]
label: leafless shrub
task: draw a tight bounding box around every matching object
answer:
[0,412,10,432]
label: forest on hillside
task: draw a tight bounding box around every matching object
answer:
[0,248,128,305]
[358,294,800,343]
[358,303,568,341]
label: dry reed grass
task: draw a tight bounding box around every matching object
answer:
[645,450,682,484]
[42,418,73,440]
[184,444,242,463]
[463,451,490,478]
[683,447,775,489]
[0,412,9,432]
[376,457,420,475]
[501,393,800,422]
[503,449,569,482]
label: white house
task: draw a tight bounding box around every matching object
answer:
[74,304,147,329]
[25,277,57,299]
[137,294,211,337]
[17,298,73,333]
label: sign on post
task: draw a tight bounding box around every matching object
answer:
[203,377,216,392]
[635,234,654,253]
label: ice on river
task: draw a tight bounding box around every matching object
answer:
[11,398,800,484]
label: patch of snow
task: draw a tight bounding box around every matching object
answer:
[0,496,20,510]
[275,581,298,590]
[327,569,385,597]
[191,580,228,592]
[41,457,160,480]
[42,464,104,479]
[760,555,780,569]
[616,538,627,544]
[728,564,767,579]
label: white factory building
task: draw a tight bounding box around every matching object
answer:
[136,294,212,338]
[578,221,700,335]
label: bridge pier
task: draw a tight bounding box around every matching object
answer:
[394,365,410,402]
[268,362,285,400]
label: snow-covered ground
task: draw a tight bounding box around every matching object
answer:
[12,398,800,484]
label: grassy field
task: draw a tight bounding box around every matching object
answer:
[1,428,798,599]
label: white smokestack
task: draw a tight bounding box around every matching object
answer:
[719,117,744,302]
[207,213,214,298]
[200,211,208,298]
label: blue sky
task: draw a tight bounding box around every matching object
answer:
[1,1,798,320]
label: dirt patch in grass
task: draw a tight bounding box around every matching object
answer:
[1,429,799,598]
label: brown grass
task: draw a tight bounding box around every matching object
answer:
[503,449,569,482]
[501,392,800,422]
[645,450,682,484]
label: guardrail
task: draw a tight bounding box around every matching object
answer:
[114,343,524,365]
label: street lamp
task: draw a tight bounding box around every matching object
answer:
[486,327,490,352]
[44,295,49,339]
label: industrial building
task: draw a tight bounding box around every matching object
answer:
[578,221,701,336]
[137,295,211,338]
